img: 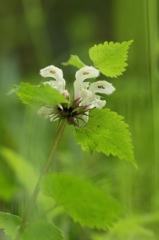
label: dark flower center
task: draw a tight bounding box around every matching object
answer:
[55,102,88,127]
[57,105,78,120]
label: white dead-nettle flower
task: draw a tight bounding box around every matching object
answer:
[73,66,115,122]
[38,65,115,126]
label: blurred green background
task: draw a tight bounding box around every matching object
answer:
[0,0,159,239]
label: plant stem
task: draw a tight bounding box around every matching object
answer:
[16,119,67,240]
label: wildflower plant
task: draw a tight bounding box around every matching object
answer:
[0,40,135,240]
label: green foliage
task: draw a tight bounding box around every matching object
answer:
[0,212,21,240]
[0,147,37,195]
[107,216,155,240]
[15,83,68,107]
[0,166,17,202]
[74,108,135,165]
[4,39,135,238]
[62,55,86,69]
[89,40,133,77]
[1,0,158,238]
[91,212,159,240]
[42,173,121,229]
[22,219,63,240]
[0,147,55,210]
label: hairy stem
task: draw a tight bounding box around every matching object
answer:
[16,119,67,239]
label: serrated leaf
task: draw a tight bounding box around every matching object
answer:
[62,55,86,69]
[16,82,68,107]
[22,219,63,240]
[42,173,121,229]
[89,40,133,77]
[0,212,21,239]
[74,108,135,165]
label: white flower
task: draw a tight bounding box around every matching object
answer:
[38,65,115,126]
[38,65,67,122]
[75,66,99,82]
[37,106,59,122]
[40,65,66,94]
[74,66,115,110]
[74,66,99,99]
[89,81,115,95]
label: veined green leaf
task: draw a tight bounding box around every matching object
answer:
[62,55,86,69]
[0,212,21,240]
[74,108,135,166]
[89,40,133,77]
[42,173,121,229]
[22,219,63,240]
[16,82,68,107]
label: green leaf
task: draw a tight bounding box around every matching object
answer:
[0,147,55,210]
[62,55,86,69]
[42,173,121,229]
[93,213,159,240]
[74,108,135,165]
[0,147,37,195]
[22,219,63,240]
[0,172,17,201]
[89,40,133,77]
[16,82,68,106]
[0,212,21,240]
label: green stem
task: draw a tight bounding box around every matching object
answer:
[16,119,67,240]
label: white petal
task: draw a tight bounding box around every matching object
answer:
[63,90,70,99]
[79,89,93,107]
[43,81,57,88]
[37,106,52,115]
[81,112,89,123]
[49,114,59,122]
[74,80,89,99]
[44,80,65,93]
[75,66,99,82]
[37,107,59,122]
[40,65,66,93]
[40,65,63,79]
[80,89,93,99]
[89,81,115,95]
[92,98,106,108]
